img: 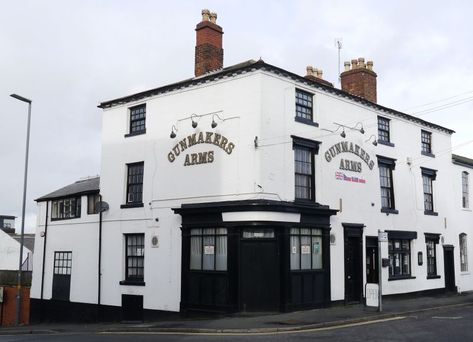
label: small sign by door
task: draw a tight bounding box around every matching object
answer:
[366,283,379,307]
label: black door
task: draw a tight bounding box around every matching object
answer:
[366,237,379,284]
[443,246,456,292]
[344,225,363,303]
[240,238,279,311]
[52,251,72,301]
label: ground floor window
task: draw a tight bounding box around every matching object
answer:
[426,238,437,277]
[290,228,323,270]
[460,233,468,272]
[54,251,72,275]
[388,239,411,278]
[125,234,144,282]
[190,228,227,271]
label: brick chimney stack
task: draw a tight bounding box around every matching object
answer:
[340,57,377,103]
[194,9,224,77]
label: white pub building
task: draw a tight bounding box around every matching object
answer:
[30,10,472,322]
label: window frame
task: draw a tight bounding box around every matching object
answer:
[460,233,468,272]
[51,197,81,221]
[87,193,100,215]
[377,156,397,213]
[462,171,469,209]
[421,130,434,157]
[292,136,319,202]
[421,168,437,215]
[377,116,393,146]
[53,251,72,275]
[290,227,323,271]
[126,104,146,137]
[388,238,412,280]
[425,234,440,278]
[122,162,144,208]
[123,233,145,284]
[189,228,228,272]
[295,89,317,126]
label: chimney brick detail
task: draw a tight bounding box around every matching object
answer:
[340,58,377,103]
[195,10,224,77]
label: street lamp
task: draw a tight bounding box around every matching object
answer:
[10,93,32,326]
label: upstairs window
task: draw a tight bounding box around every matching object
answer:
[421,130,433,156]
[377,116,392,145]
[421,168,437,215]
[128,104,146,136]
[462,171,469,208]
[295,89,314,123]
[378,156,397,213]
[293,136,319,201]
[51,197,81,220]
[460,233,468,272]
[87,194,100,215]
[125,162,144,205]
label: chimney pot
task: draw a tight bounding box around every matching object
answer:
[344,61,350,71]
[202,9,210,21]
[358,57,365,68]
[306,65,314,76]
[317,69,323,78]
[210,12,217,23]
[351,59,358,69]
[367,61,373,70]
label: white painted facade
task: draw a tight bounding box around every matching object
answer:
[0,228,31,271]
[31,63,472,316]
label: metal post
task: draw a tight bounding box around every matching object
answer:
[378,229,383,312]
[11,94,32,326]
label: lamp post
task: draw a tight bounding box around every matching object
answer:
[10,93,32,326]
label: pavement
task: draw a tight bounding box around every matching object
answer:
[1,291,473,335]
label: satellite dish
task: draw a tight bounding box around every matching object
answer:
[95,201,110,213]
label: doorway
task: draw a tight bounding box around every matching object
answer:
[366,237,379,284]
[344,225,363,303]
[443,245,456,292]
[240,229,279,311]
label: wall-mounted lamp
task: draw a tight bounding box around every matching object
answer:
[353,122,365,134]
[340,129,346,138]
[191,114,198,128]
[170,125,178,139]
[365,134,378,146]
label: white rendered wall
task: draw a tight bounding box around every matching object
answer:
[0,229,30,270]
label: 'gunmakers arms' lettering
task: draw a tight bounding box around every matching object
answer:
[168,132,236,166]
[324,141,375,170]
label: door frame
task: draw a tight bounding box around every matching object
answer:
[365,236,379,284]
[443,245,456,292]
[343,223,364,304]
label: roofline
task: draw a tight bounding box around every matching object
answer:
[98,60,455,135]
[452,154,473,169]
[35,189,99,203]
[0,215,16,219]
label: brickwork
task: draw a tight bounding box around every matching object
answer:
[194,18,224,77]
[0,286,30,326]
[340,58,377,103]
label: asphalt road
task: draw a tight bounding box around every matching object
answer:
[1,304,472,341]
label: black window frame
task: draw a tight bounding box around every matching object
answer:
[53,251,72,275]
[421,130,434,156]
[122,162,144,208]
[377,116,393,146]
[292,136,319,202]
[425,234,440,278]
[122,233,145,285]
[87,193,100,215]
[295,89,317,126]
[421,168,437,215]
[289,227,323,271]
[388,238,412,280]
[189,228,228,271]
[51,197,81,221]
[377,156,397,214]
[126,104,146,137]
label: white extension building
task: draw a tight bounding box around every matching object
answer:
[30,10,472,322]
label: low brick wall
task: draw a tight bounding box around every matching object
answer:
[1,286,30,326]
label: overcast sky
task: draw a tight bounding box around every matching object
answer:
[1,0,472,232]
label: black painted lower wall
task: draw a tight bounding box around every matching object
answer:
[29,299,180,324]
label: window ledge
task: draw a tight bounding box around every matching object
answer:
[421,151,435,158]
[124,129,146,138]
[424,210,439,216]
[119,280,145,286]
[378,140,395,147]
[388,276,416,281]
[461,208,472,212]
[381,208,399,215]
[51,217,81,222]
[295,116,319,127]
[460,272,470,276]
[120,203,144,209]
[427,275,441,279]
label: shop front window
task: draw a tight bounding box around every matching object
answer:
[190,228,227,271]
[388,239,411,279]
[290,228,323,270]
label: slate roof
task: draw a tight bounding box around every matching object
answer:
[36,176,100,202]
[10,234,35,252]
[452,154,473,169]
[98,59,454,134]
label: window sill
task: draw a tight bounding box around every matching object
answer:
[51,217,81,222]
[295,116,319,127]
[381,208,399,215]
[461,208,472,212]
[124,129,146,138]
[388,276,416,281]
[460,272,470,275]
[119,280,145,286]
[378,140,395,147]
[421,151,435,158]
[424,210,439,216]
[120,203,144,209]
[427,275,441,279]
